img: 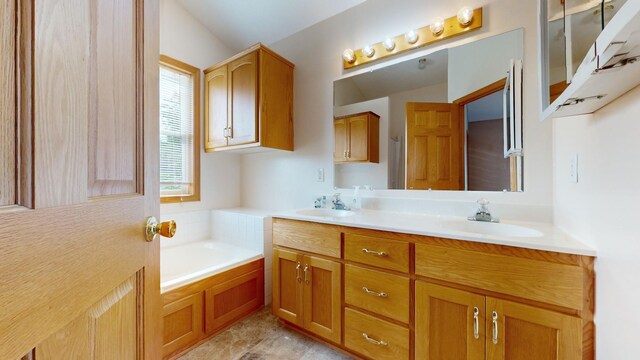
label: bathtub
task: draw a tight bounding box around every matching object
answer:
[160,240,263,293]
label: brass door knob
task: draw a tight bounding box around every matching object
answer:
[145,216,176,242]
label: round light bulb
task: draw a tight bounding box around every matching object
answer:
[383,37,396,52]
[342,48,355,64]
[430,17,445,36]
[457,6,474,26]
[363,45,376,58]
[405,30,419,45]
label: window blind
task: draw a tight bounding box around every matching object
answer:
[159,65,194,196]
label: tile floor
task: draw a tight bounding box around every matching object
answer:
[179,308,353,360]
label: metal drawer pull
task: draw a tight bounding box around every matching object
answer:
[492,311,498,345]
[362,287,387,297]
[295,262,301,283]
[362,333,387,346]
[361,248,387,257]
[303,264,310,284]
[473,307,480,339]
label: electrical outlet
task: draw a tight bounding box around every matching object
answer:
[569,153,579,183]
[317,168,325,182]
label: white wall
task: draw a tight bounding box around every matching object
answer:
[553,85,640,359]
[334,98,390,190]
[160,0,242,214]
[240,0,553,211]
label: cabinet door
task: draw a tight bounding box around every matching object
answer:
[415,282,485,360]
[204,66,228,150]
[272,249,303,326]
[348,114,370,161]
[228,51,258,146]
[303,255,342,344]
[333,118,348,162]
[486,297,582,360]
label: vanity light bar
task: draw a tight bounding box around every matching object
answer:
[342,7,483,70]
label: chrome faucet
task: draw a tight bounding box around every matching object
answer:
[468,199,499,223]
[332,193,350,210]
[314,195,327,208]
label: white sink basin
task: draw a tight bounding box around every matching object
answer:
[439,220,544,238]
[296,208,356,218]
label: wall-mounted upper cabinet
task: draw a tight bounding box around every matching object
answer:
[540,0,640,120]
[334,112,379,163]
[204,44,294,152]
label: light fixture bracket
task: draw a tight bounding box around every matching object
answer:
[342,7,483,70]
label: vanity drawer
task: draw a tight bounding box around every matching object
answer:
[344,233,409,273]
[415,243,585,310]
[344,308,409,360]
[345,264,409,323]
[272,219,341,258]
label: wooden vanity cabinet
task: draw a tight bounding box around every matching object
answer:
[334,112,379,163]
[204,43,294,152]
[271,218,594,360]
[415,282,582,360]
[272,248,342,344]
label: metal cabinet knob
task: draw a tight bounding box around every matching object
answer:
[145,216,176,242]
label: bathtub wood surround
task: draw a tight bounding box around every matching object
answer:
[203,43,295,153]
[272,218,595,360]
[0,0,161,359]
[162,258,265,359]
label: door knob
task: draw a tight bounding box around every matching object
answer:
[145,216,176,242]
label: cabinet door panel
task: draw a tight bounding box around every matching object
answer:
[348,115,369,161]
[415,281,485,360]
[303,255,342,344]
[272,249,303,325]
[486,297,582,360]
[204,66,228,150]
[228,52,258,146]
[333,118,348,162]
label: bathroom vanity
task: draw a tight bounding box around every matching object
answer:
[271,210,595,360]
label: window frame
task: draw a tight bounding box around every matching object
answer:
[159,55,201,203]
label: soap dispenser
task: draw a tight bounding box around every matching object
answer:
[352,186,362,210]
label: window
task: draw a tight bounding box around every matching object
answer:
[159,55,200,203]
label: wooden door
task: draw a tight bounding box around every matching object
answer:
[406,102,462,190]
[0,0,161,358]
[333,118,348,162]
[486,297,582,360]
[272,249,304,326]
[415,282,485,360]
[228,51,258,146]
[204,65,229,150]
[302,255,342,344]
[348,114,370,161]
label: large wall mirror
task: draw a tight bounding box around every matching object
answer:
[333,29,524,192]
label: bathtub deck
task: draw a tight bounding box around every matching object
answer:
[179,307,352,360]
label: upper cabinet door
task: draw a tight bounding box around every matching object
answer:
[333,118,348,162]
[486,297,582,360]
[347,115,369,161]
[228,52,258,146]
[204,66,228,150]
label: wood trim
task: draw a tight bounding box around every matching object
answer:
[16,0,34,208]
[158,55,201,204]
[203,43,294,74]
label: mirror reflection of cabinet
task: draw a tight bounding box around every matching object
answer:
[333,112,379,163]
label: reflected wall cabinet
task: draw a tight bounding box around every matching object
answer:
[334,112,380,163]
[204,43,294,152]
